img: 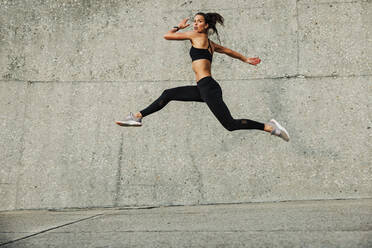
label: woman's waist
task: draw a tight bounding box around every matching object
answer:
[195,72,212,83]
[192,60,211,71]
[193,68,211,81]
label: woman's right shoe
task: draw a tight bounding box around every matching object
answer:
[268,119,289,142]
[116,112,142,127]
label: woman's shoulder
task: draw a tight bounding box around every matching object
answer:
[190,34,210,45]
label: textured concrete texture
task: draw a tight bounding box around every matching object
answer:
[1,0,370,82]
[1,199,372,248]
[0,0,371,212]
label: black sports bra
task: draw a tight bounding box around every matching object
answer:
[189,39,213,63]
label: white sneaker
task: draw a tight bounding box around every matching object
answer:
[116,112,142,127]
[268,119,289,142]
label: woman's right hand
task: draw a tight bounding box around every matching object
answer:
[245,57,261,66]
[178,18,190,29]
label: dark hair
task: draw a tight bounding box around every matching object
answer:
[195,12,224,43]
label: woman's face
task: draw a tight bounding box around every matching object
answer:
[193,15,208,33]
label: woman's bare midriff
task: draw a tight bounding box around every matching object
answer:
[192,59,212,82]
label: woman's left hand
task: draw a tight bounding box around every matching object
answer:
[178,18,190,29]
[245,57,261,66]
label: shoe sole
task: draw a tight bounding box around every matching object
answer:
[270,119,290,142]
[115,121,142,127]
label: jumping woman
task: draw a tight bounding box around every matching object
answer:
[116,13,289,142]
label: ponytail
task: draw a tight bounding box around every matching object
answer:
[195,12,224,43]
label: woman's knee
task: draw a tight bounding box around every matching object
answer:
[222,121,237,132]
[162,89,176,100]
[160,89,172,101]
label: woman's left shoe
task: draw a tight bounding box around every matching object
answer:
[268,119,289,142]
[116,112,142,127]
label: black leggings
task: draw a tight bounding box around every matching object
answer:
[140,76,265,131]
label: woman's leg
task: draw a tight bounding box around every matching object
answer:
[139,86,203,118]
[197,77,265,131]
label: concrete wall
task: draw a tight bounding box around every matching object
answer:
[0,0,371,211]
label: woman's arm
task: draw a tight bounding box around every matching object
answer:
[213,42,261,66]
[163,18,195,40]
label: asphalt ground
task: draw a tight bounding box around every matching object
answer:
[1,199,371,248]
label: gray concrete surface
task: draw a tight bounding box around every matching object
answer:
[1,76,370,210]
[1,199,372,247]
[0,0,371,211]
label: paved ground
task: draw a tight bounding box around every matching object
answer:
[0,199,371,248]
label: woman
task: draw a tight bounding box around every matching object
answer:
[116,13,289,142]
